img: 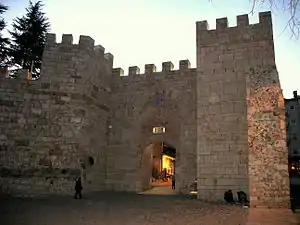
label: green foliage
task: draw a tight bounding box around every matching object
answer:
[9,0,50,77]
[0,3,10,67]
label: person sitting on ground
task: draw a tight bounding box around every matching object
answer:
[237,191,249,205]
[224,189,234,203]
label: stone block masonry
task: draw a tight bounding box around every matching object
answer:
[0,11,290,208]
[0,35,113,196]
[108,61,197,193]
[196,11,289,207]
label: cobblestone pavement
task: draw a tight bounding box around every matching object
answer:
[0,192,299,225]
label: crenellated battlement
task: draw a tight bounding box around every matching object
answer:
[39,33,114,101]
[46,33,94,49]
[45,33,114,61]
[112,68,124,77]
[196,11,273,45]
[112,60,194,78]
[129,66,140,75]
[196,11,271,31]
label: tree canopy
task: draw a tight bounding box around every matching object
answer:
[9,0,50,77]
[0,3,10,67]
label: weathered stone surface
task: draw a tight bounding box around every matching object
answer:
[0,11,290,209]
[196,11,289,207]
[0,34,110,195]
[246,68,289,208]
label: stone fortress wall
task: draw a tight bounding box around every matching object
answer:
[108,61,198,193]
[0,11,290,208]
[0,35,113,196]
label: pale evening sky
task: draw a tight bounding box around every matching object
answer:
[2,0,299,98]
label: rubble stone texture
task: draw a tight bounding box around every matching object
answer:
[196,12,289,207]
[0,12,290,208]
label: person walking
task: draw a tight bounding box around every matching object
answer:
[290,185,297,213]
[74,177,83,199]
[172,174,175,190]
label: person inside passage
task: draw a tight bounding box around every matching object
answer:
[171,174,175,190]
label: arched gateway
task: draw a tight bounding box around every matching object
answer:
[0,12,290,209]
[136,105,189,193]
[105,66,198,194]
[130,95,197,194]
[139,141,177,193]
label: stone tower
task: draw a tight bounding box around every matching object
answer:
[196,12,290,207]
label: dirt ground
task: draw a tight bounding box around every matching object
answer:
[0,192,299,225]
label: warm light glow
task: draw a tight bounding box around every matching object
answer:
[163,155,174,161]
[162,154,175,175]
[291,166,295,170]
[152,126,166,134]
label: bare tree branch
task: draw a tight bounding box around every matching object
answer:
[208,0,300,39]
[251,0,300,39]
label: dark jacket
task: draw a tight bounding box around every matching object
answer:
[75,179,82,191]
